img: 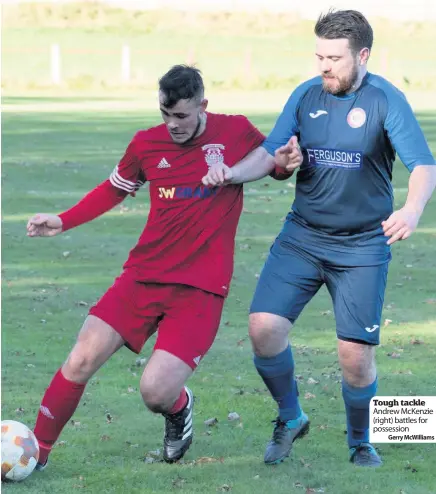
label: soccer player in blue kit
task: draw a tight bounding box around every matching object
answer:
[202,10,436,467]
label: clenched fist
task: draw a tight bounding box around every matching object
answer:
[274,135,303,172]
[27,214,63,237]
[201,164,233,187]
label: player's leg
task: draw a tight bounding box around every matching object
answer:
[338,340,379,466]
[249,238,323,464]
[140,350,194,463]
[140,285,224,463]
[34,269,157,470]
[325,262,388,467]
[34,315,125,468]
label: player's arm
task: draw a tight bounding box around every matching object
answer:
[381,94,436,245]
[229,136,302,185]
[27,180,128,237]
[403,165,436,214]
[202,89,305,187]
[27,135,145,237]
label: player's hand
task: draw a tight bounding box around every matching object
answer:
[382,208,421,245]
[27,214,63,237]
[274,136,303,172]
[201,164,233,187]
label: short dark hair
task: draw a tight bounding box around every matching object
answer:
[158,65,204,108]
[314,9,373,53]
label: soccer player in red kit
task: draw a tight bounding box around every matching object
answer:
[27,65,302,470]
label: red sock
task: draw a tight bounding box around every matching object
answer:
[34,369,86,464]
[169,388,188,414]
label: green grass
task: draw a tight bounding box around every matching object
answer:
[2,96,436,494]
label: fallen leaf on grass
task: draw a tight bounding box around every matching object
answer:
[236,338,246,346]
[228,412,240,421]
[106,413,113,424]
[100,435,111,441]
[204,417,218,426]
[15,407,24,414]
[425,299,436,304]
[127,386,136,393]
[384,319,393,327]
[76,301,88,307]
[410,338,424,345]
[218,485,232,492]
[294,483,304,489]
[63,251,71,258]
[135,357,147,366]
[304,392,316,400]
[307,377,319,385]
[387,352,401,358]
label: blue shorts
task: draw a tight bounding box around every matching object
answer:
[250,218,390,345]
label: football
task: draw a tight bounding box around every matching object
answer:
[1,420,39,482]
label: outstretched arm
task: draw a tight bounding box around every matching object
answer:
[27,179,128,237]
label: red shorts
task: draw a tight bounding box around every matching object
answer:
[89,270,225,369]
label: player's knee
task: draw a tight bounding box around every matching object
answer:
[342,360,375,387]
[249,313,290,355]
[62,347,97,383]
[339,341,376,386]
[140,379,172,414]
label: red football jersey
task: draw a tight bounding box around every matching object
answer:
[108,112,265,297]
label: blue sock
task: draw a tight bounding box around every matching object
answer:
[342,378,377,448]
[254,345,302,422]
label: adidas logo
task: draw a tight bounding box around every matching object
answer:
[40,405,55,420]
[157,158,171,169]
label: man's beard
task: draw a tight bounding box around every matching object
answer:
[322,64,359,95]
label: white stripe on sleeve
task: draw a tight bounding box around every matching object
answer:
[109,165,136,192]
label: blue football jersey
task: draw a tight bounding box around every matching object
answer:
[263,73,435,236]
